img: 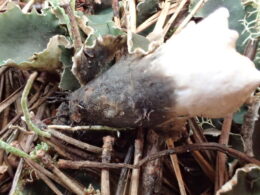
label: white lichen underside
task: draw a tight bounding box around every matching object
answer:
[156,8,260,118]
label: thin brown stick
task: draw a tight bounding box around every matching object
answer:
[0,73,4,101]
[8,125,34,134]
[34,169,63,195]
[0,86,23,114]
[142,129,163,194]
[115,146,134,195]
[0,0,8,11]
[175,0,207,34]
[166,138,187,195]
[37,151,85,195]
[43,138,79,160]
[48,124,128,132]
[57,143,260,170]
[136,4,177,33]
[112,0,121,27]
[0,85,56,137]
[22,0,35,13]
[50,136,96,160]
[139,142,260,167]
[8,134,35,195]
[215,113,233,192]
[2,74,11,128]
[187,138,215,182]
[128,0,136,32]
[101,136,115,195]
[10,103,63,194]
[30,85,58,110]
[0,115,21,138]
[153,0,171,33]
[26,159,66,188]
[243,39,258,60]
[240,39,259,157]
[52,166,85,195]
[163,0,188,36]
[241,95,260,156]
[61,1,82,52]
[58,159,135,169]
[130,130,144,195]
[47,129,102,154]
[189,118,214,162]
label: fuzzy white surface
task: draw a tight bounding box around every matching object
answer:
[156,8,260,118]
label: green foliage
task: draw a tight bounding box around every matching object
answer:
[128,33,150,54]
[59,46,80,90]
[233,106,248,124]
[47,0,71,37]
[0,6,68,71]
[84,8,124,47]
[242,1,260,70]
[241,1,260,43]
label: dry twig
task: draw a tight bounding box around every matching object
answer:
[101,136,115,195]
[58,143,260,170]
[8,134,35,195]
[186,138,215,182]
[48,124,128,132]
[153,0,171,34]
[47,128,102,154]
[115,145,133,195]
[241,95,260,156]
[128,0,136,32]
[112,0,121,27]
[0,86,23,114]
[215,113,233,192]
[136,4,177,33]
[163,0,188,36]
[175,0,207,34]
[22,0,35,13]
[142,129,163,194]
[166,138,187,195]
[130,130,144,195]
[61,0,82,52]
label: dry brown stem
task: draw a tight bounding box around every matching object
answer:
[61,1,82,52]
[115,145,133,195]
[142,129,163,195]
[215,113,233,192]
[189,118,214,162]
[48,128,102,154]
[58,142,260,171]
[241,95,260,157]
[166,138,187,195]
[33,168,63,195]
[101,136,115,195]
[130,129,144,195]
[175,0,207,34]
[187,138,215,182]
[163,0,188,36]
[112,0,121,27]
[136,4,177,33]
